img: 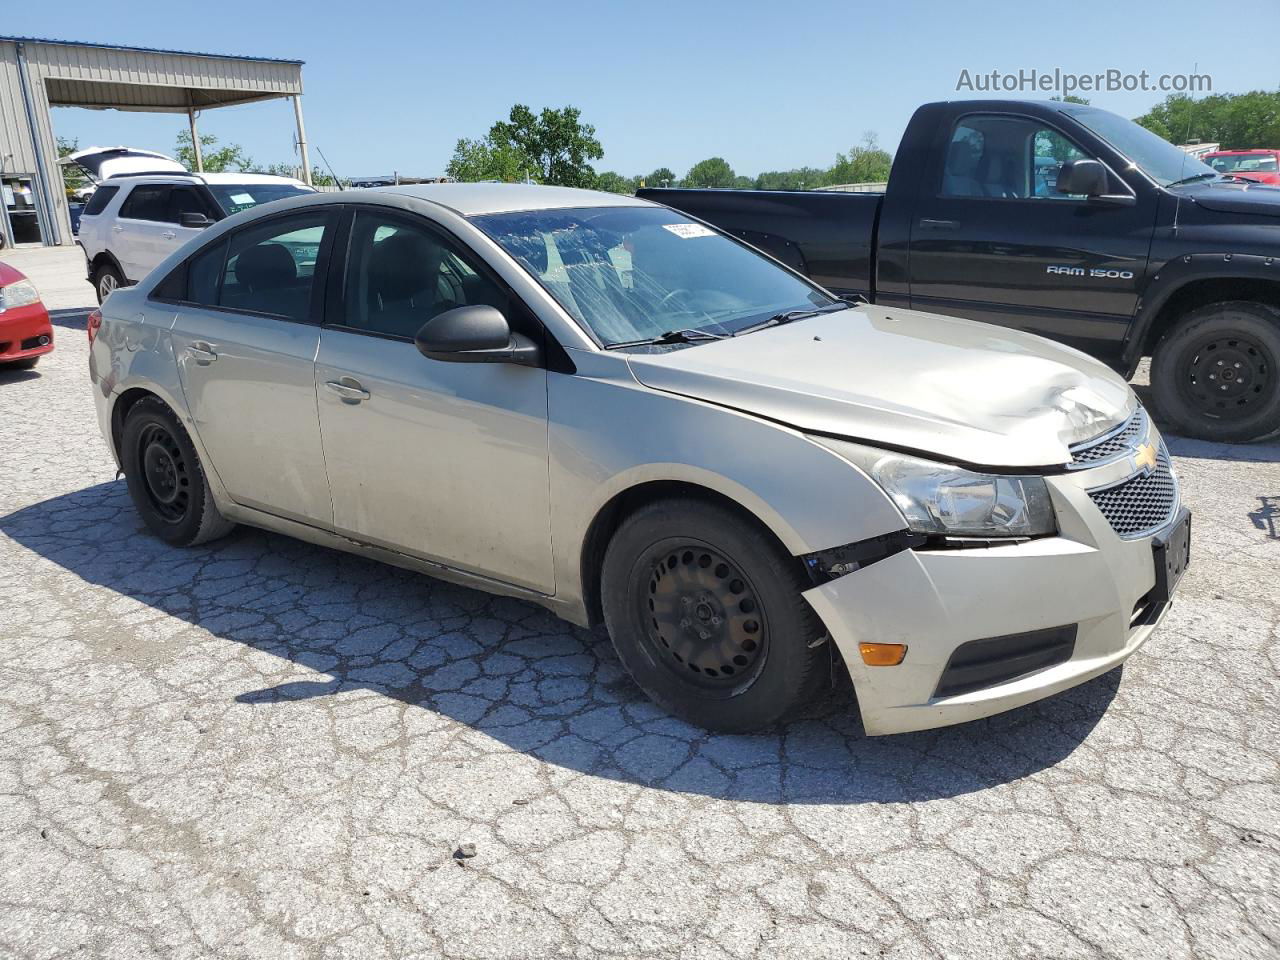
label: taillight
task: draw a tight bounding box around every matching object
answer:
[87,308,102,344]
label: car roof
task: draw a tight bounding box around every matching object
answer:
[369,182,652,216]
[101,173,309,188]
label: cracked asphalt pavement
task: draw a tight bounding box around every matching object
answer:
[1,248,1277,959]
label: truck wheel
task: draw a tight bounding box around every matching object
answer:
[600,497,829,733]
[1150,300,1280,443]
[93,262,124,304]
[121,397,236,546]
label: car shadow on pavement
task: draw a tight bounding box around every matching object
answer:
[0,366,41,384]
[48,307,90,331]
[2,480,1120,805]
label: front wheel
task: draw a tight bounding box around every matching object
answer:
[601,498,829,732]
[1150,300,1280,443]
[121,397,235,546]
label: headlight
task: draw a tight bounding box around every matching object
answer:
[818,440,1056,538]
[0,279,41,311]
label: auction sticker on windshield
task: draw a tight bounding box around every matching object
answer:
[662,223,716,238]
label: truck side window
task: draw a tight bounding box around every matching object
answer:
[942,116,1089,201]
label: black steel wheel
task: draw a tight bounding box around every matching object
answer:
[641,540,770,696]
[121,396,236,546]
[1152,301,1280,443]
[601,497,829,732]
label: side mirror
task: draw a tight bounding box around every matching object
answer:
[1056,159,1109,197]
[179,212,213,229]
[415,305,541,367]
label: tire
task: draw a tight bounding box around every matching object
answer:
[120,396,235,546]
[1150,301,1280,443]
[3,356,39,370]
[601,497,828,732]
[93,261,124,304]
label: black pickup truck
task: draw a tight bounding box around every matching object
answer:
[639,99,1280,442]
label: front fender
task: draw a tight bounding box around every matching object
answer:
[1125,251,1280,373]
[548,350,907,619]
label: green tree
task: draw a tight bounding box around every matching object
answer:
[446,136,533,183]
[755,166,828,191]
[642,167,676,188]
[1135,90,1280,148]
[57,136,88,197]
[255,161,335,187]
[827,132,893,185]
[488,104,603,187]
[594,170,635,194]
[682,157,736,188]
[175,130,253,172]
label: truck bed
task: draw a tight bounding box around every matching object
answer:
[636,188,882,301]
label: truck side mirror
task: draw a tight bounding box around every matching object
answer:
[1056,159,1109,197]
[179,212,213,229]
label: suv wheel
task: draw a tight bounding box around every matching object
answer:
[121,397,235,546]
[1151,300,1280,443]
[93,262,124,304]
[601,498,829,732]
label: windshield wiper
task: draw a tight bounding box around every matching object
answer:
[606,328,728,349]
[733,302,847,336]
[1166,172,1218,188]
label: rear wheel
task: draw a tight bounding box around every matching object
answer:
[121,397,235,546]
[93,261,123,304]
[601,498,828,732]
[1151,301,1280,442]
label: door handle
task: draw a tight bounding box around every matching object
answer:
[186,342,217,364]
[325,378,370,403]
[918,218,959,231]
[111,225,124,233]
[161,230,176,240]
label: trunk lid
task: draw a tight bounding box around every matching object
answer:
[61,146,187,182]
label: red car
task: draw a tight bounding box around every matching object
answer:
[1203,149,1280,185]
[0,260,53,369]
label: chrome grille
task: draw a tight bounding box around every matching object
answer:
[1070,407,1148,467]
[1087,444,1178,538]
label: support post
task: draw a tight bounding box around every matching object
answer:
[293,95,312,186]
[187,100,204,173]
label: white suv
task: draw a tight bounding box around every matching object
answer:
[69,147,313,303]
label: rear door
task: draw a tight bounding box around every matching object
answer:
[907,112,1159,364]
[167,208,337,527]
[114,185,175,281]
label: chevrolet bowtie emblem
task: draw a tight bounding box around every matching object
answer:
[1133,441,1158,473]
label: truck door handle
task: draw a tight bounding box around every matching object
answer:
[325,378,370,403]
[918,218,959,231]
[186,342,217,364]
[112,225,124,233]
[161,230,176,240]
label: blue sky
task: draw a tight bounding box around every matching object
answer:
[15,0,1280,180]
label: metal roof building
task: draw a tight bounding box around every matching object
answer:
[0,35,308,248]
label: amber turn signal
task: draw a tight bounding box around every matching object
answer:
[859,642,907,666]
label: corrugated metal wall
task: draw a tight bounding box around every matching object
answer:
[0,38,303,247]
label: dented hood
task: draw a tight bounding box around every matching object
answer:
[625,306,1135,469]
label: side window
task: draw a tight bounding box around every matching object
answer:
[1031,129,1088,198]
[167,187,213,223]
[219,212,329,321]
[340,211,511,339]
[941,116,1091,200]
[119,185,170,221]
[82,185,119,216]
[150,239,227,304]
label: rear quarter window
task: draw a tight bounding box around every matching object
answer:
[82,186,119,216]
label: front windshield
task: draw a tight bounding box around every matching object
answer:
[206,183,313,216]
[1207,153,1278,174]
[472,206,837,346]
[1066,107,1217,187]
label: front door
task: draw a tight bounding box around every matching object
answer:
[314,208,554,593]
[908,113,1159,364]
[171,208,337,527]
